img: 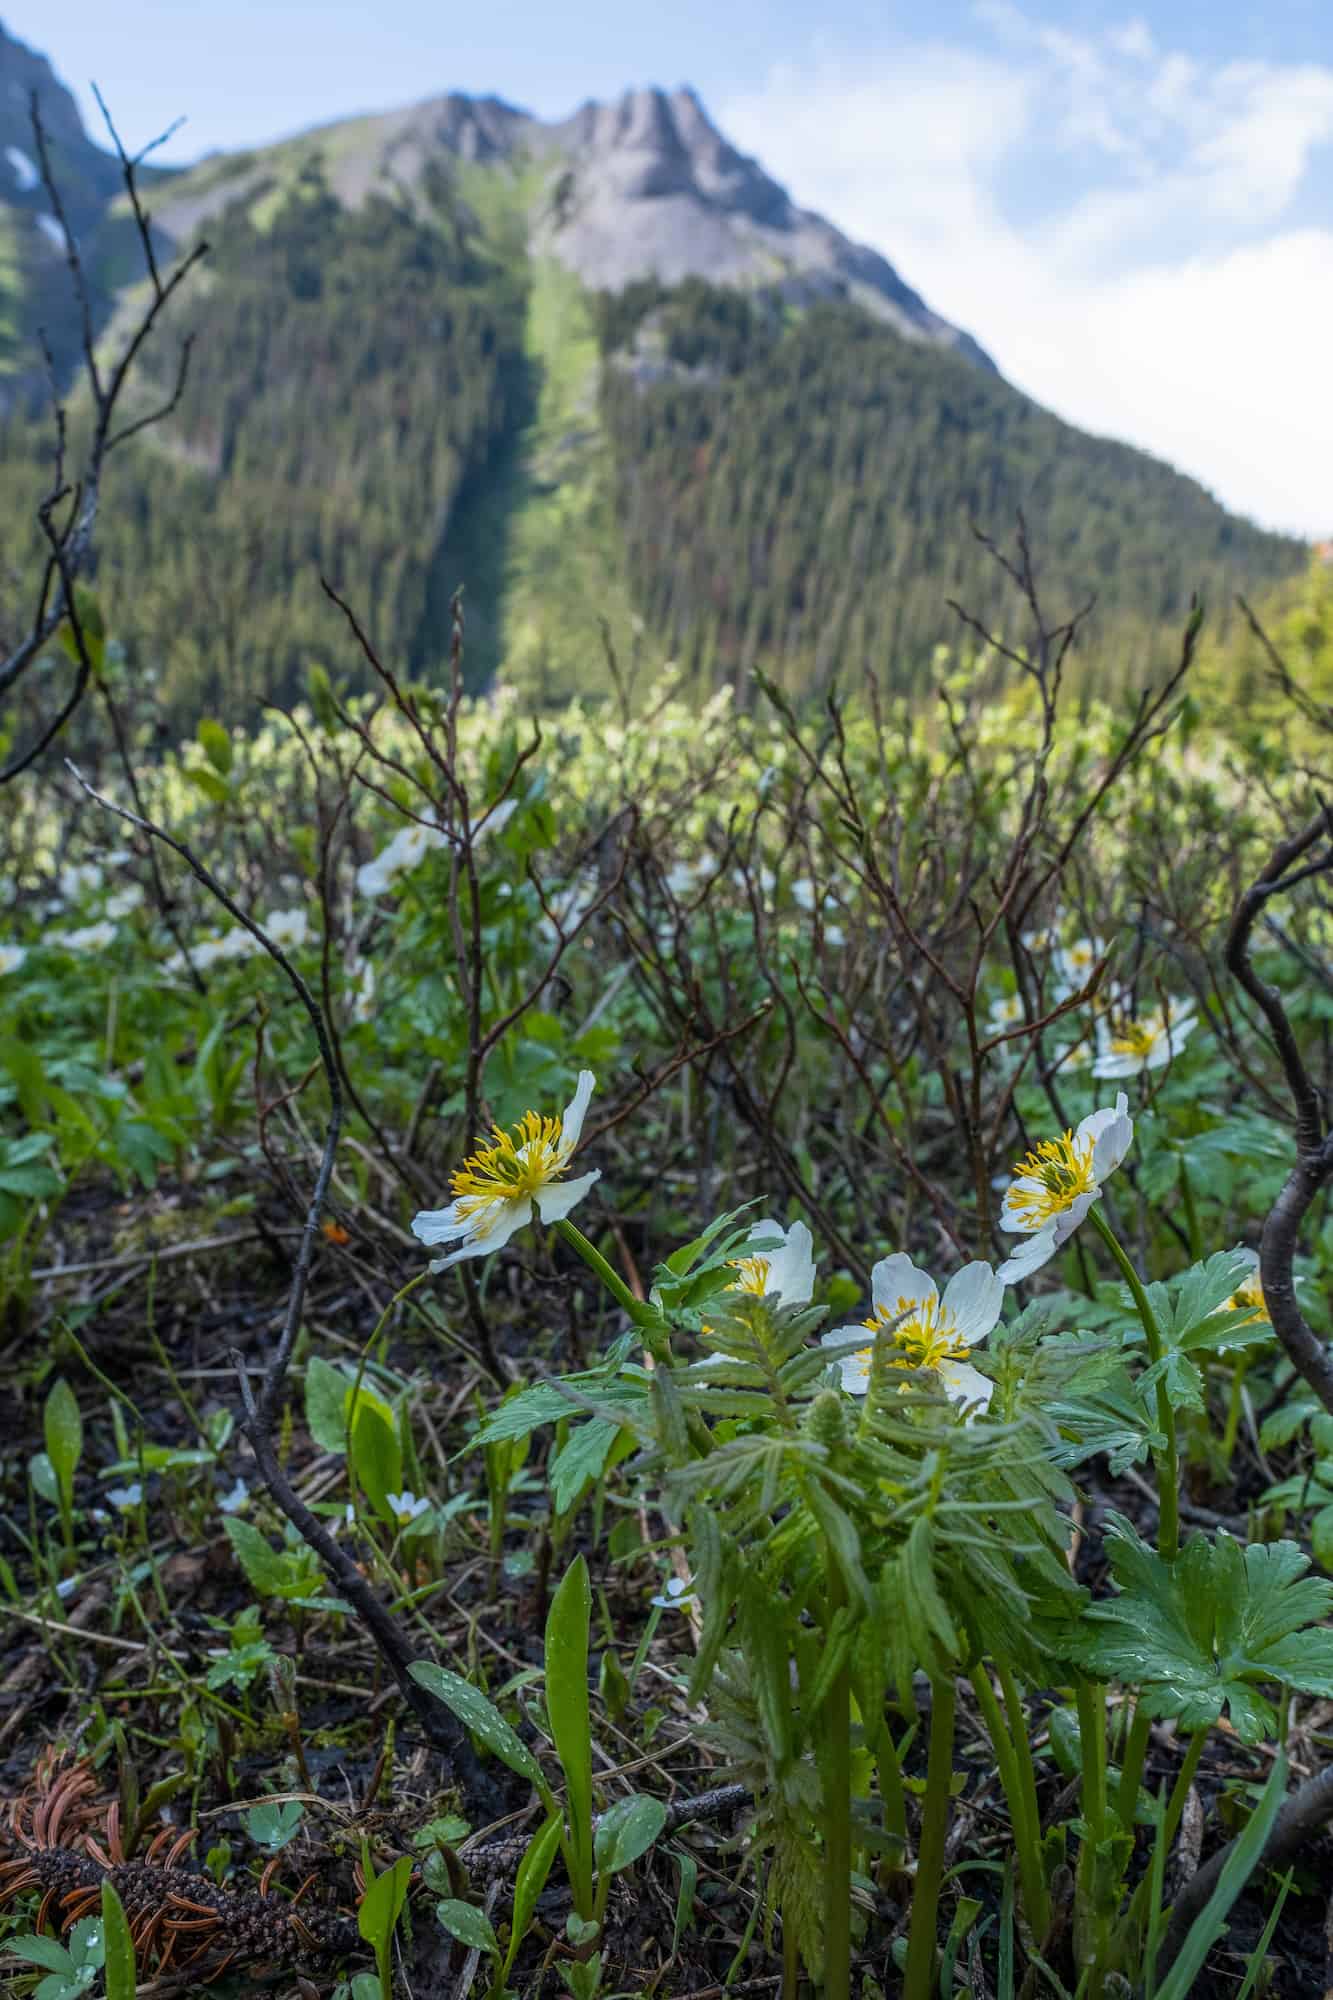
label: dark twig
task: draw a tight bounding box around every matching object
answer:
[1224,805,1333,1413]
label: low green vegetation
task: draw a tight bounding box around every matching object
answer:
[2,604,1332,1995]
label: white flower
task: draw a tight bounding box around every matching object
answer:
[56,1576,80,1601]
[58,862,102,900]
[107,1484,143,1511]
[105,886,144,921]
[475,798,518,842]
[664,861,699,897]
[791,878,817,912]
[820,1254,1004,1412]
[349,956,376,1023]
[412,1071,601,1271]
[385,1489,430,1525]
[218,1478,250,1513]
[0,943,25,977]
[986,992,1025,1036]
[356,821,448,897]
[997,1094,1134,1283]
[1228,1248,1271,1327]
[724,1219,816,1307]
[1091,1000,1197,1078]
[51,920,116,953]
[651,1576,699,1611]
[1054,936,1106,998]
[182,927,262,972]
[265,907,310,951]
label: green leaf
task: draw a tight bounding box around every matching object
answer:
[43,1379,83,1505]
[1,1935,75,1972]
[358,1853,412,1950]
[349,1401,402,1523]
[197,718,233,775]
[100,1879,137,2000]
[409,1664,552,1798]
[549,1419,629,1515]
[222,1518,294,1599]
[471,1370,647,1449]
[503,1812,563,1977]
[1073,1513,1333,1741]
[183,763,231,805]
[1153,1751,1289,2000]
[593,1794,667,1875]
[546,1554,595,1912]
[435,1898,499,1958]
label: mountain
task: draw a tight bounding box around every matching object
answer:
[0,27,1309,722]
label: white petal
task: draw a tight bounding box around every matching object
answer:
[999,1176,1046,1232]
[1232,1245,1260,1279]
[429,1204,529,1270]
[937,1357,994,1415]
[941,1262,1004,1344]
[534,1168,601,1222]
[869,1253,937,1318]
[996,1227,1059,1284]
[411,1200,475,1246]
[1085,1094,1134,1182]
[559,1070,597,1154]
[1091,1050,1140,1078]
[1050,1189,1097,1245]
[748,1219,816,1304]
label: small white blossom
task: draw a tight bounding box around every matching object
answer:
[821,1254,1004,1413]
[986,993,1025,1036]
[349,956,376,1023]
[0,943,26,977]
[58,862,103,900]
[356,821,448,897]
[107,1483,143,1511]
[385,1489,430,1525]
[51,920,116,953]
[651,1576,699,1611]
[1054,936,1106,998]
[997,1094,1134,1283]
[218,1478,250,1513]
[1091,1001,1197,1078]
[105,886,144,921]
[265,907,310,951]
[723,1219,816,1307]
[412,1073,600,1270]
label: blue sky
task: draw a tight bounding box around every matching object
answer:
[8,1,1332,535]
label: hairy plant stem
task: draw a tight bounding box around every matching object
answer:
[903,1676,956,2000]
[1074,1678,1110,2000]
[971,1664,1052,1938]
[822,1561,853,2000]
[1087,1204,1180,1560]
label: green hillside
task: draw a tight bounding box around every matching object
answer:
[0,105,1308,722]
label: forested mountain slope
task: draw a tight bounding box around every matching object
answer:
[0,26,1308,720]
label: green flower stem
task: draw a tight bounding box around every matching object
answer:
[1126,1729,1208,1937]
[1117,1700,1152,1833]
[903,1675,956,2000]
[970,1664,1052,1940]
[555,1219,669,1352]
[1221,1352,1252,1462]
[1074,1678,1111,2000]
[821,1561,853,2000]
[875,1719,910,1867]
[1087,1204,1180,1561]
[1177,1158,1203,1263]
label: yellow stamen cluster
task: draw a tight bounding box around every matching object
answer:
[863,1294,970,1372]
[1109,1019,1159,1058]
[1230,1277,1271,1326]
[726,1254,772,1295]
[1007,1130,1096,1226]
[450,1111,568,1220]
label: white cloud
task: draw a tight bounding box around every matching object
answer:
[719,14,1333,537]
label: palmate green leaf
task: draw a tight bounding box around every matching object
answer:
[1073,1512,1333,1741]
[1046,1373,1166,1474]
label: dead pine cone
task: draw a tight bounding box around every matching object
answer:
[0,1752,365,1983]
